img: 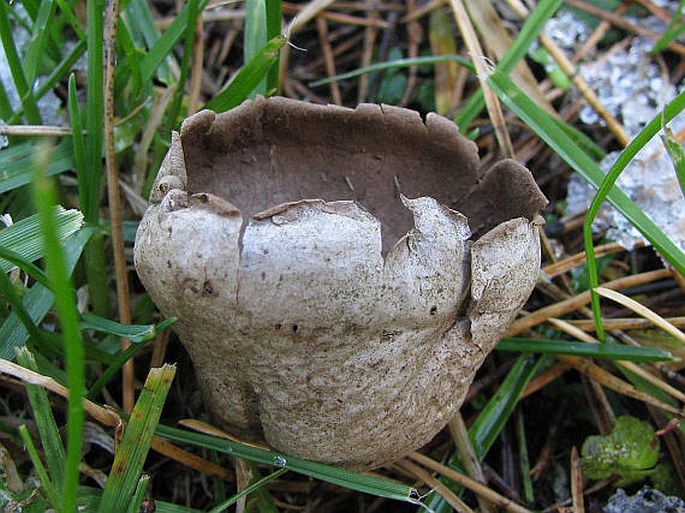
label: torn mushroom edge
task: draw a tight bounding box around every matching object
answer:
[148,102,545,299]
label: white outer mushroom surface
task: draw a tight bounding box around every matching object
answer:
[134,97,547,469]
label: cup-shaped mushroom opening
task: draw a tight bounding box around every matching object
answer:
[176,97,546,253]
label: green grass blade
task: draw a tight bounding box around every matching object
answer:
[0,139,74,194]
[8,41,87,125]
[583,91,685,339]
[68,74,88,211]
[80,313,176,343]
[157,425,422,505]
[468,354,540,458]
[0,75,15,120]
[242,461,280,513]
[553,116,605,160]
[78,485,203,512]
[497,338,672,361]
[265,0,282,92]
[126,474,151,513]
[125,0,163,48]
[309,55,475,89]
[0,2,41,124]
[516,410,534,503]
[19,0,39,21]
[205,35,287,112]
[24,0,56,84]
[245,0,268,97]
[453,0,562,131]
[31,144,86,513]
[81,0,111,320]
[16,348,67,492]
[124,0,175,85]
[139,0,210,85]
[652,0,685,54]
[7,35,87,125]
[0,207,83,273]
[209,468,287,513]
[662,116,685,197]
[85,0,104,223]
[86,339,153,399]
[165,0,201,129]
[426,354,542,512]
[83,0,110,319]
[19,424,60,511]
[54,0,86,41]
[486,70,685,277]
[38,38,85,97]
[453,91,485,133]
[98,365,176,512]
[495,0,563,74]
[115,18,145,103]
[83,236,110,318]
[0,245,51,288]
[156,424,424,506]
[0,267,53,348]
[0,228,92,360]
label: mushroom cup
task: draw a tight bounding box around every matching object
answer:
[134,97,548,470]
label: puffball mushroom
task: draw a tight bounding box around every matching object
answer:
[134,96,547,470]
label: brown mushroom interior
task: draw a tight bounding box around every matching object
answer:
[182,98,545,253]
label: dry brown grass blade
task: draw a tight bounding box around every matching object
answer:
[551,317,685,404]
[394,459,475,513]
[0,359,234,482]
[540,33,630,146]
[188,13,205,115]
[555,354,684,418]
[649,405,685,490]
[156,9,246,29]
[235,457,249,513]
[285,0,338,38]
[542,242,626,278]
[429,6,461,114]
[449,413,495,513]
[104,0,134,414]
[507,268,672,336]
[150,437,234,481]
[465,0,555,116]
[399,0,421,107]
[283,2,390,28]
[567,317,685,331]
[570,446,585,513]
[400,0,442,23]
[0,357,120,427]
[595,287,685,345]
[573,2,628,62]
[448,0,515,157]
[179,418,273,450]
[565,0,685,56]
[581,373,617,436]
[530,402,565,481]
[133,88,176,193]
[408,452,534,513]
[503,0,630,146]
[357,9,380,103]
[0,125,73,136]
[316,16,342,104]
[671,267,685,295]
[522,362,572,398]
